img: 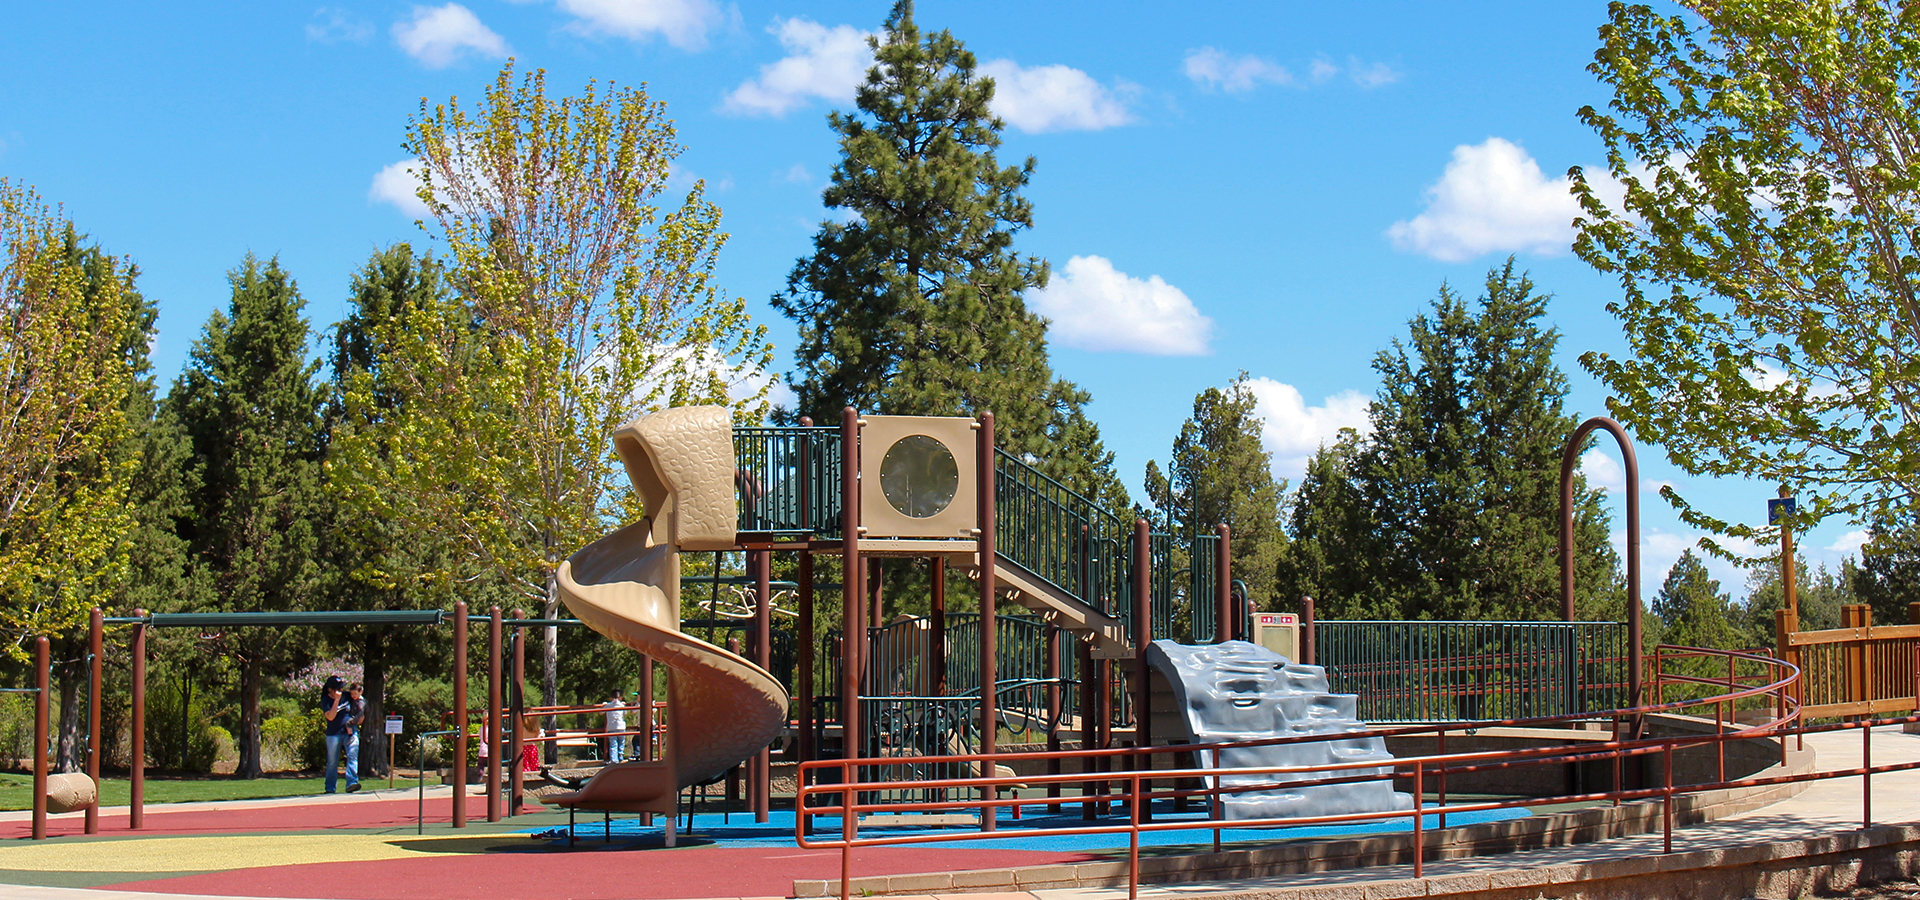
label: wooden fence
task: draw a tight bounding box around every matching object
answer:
[1778,603,1920,719]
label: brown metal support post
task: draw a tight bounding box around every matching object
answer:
[798,552,816,763]
[931,557,948,696]
[978,411,998,832]
[86,607,102,835]
[1045,621,1061,810]
[1300,596,1315,665]
[1560,418,1642,710]
[487,606,502,822]
[753,549,772,823]
[840,407,862,761]
[1080,636,1097,820]
[1098,658,1114,812]
[453,600,468,828]
[1131,519,1152,822]
[33,636,48,840]
[511,609,526,816]
[130,610,145,830]
[1215,524,1231,642]
[868,557,884,629]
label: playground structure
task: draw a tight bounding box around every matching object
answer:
[20,410,1920,900]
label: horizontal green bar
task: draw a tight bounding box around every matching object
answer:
[139,610,447,628]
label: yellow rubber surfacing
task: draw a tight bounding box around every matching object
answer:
[0,833,490,873]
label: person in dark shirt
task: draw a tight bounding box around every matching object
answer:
[321,676,361,794]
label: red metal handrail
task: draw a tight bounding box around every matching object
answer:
[798,646,1812,900]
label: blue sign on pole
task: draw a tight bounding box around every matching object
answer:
[1768,497,1797,525]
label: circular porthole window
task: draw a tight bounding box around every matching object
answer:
[879,434,960,519]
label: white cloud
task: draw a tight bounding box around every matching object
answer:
[369,159,431,217]
[1828,529,1869,554]
[723,18,873,116]
[393,4,509,68]
[1308,57,1338,84]
[551,0,723,51]
[1242,378,1372,483]
[308,7,373,43]
[980,60,1133,133]
[1388,137,1602,262]
[1347,57,1400,88]
[1027,255,1211,355]
[1183,47,1291,92]
[1581,449,1626,495]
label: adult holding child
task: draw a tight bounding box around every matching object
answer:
[321,676,361,794]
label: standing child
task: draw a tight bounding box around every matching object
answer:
[601,691,626,763]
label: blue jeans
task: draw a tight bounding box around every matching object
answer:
[325,733,359,792]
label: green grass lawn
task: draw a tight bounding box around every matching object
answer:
[0,772,433,811]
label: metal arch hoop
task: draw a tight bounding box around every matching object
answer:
[1559,415,1643,709]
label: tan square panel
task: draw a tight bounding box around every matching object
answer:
[858,415,980,539]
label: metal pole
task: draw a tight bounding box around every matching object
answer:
[1559,418,1642,708]
[931,557,948,697]
[487,607,501,822]
[33,636,48,840]
[1412,763,1423,878]
[1301,597,1316,665]
[1080,635,1097,821]
[130,611,146,830]
[1045,620,1060,810]
[753,549,772,823]
[1131,519,1152,823]
[841,407,862,761]
[453,601,468,829]
[1215,524,1231,642]
[86,608,101,835]
[978,411,997,832]
[510,609,525,814]
[798,553,815,764]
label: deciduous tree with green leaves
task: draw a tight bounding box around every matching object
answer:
[1573,0,1920,553]
[0,181,137,657]
[331,63,772,707]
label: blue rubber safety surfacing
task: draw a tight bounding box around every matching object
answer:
[524,800,1528,852]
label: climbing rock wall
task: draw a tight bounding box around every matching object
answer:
[1146,639,1411,820]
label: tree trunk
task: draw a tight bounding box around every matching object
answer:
[361,631,387,778]
[544,568,559,764]
[236,657,263,779]
[54,661,82,773]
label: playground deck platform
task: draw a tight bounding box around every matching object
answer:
[0,727,1916,900]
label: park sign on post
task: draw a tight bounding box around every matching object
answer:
[386,715,404,735]
[1768,497,1797,524]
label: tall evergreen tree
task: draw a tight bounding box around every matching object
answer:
[1284,262,1618,621]
[170,255,326,778]
[1146,375,1287,609]
[774,1,1071,460]
[1652,550,1738,650]
[1277,431,1388,617]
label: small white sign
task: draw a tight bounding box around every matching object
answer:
[384,715,404,735]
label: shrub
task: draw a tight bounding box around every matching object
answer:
[144,681,222,773]
[261,711,324,772]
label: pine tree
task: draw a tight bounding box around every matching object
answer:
[1146,375,1287,609]
[169,255,327,779]
[1652,550,1738,650]
[1286,262,1618,621]
[774,0,1060,457]
[1277,431,1389,617]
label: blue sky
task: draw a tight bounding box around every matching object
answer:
[0,1,1857,601]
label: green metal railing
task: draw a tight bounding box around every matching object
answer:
[1317,620,1630,722]
[733,426,841,535]
[993,450,1127,616]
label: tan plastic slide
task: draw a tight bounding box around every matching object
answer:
[546,406,790,843]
